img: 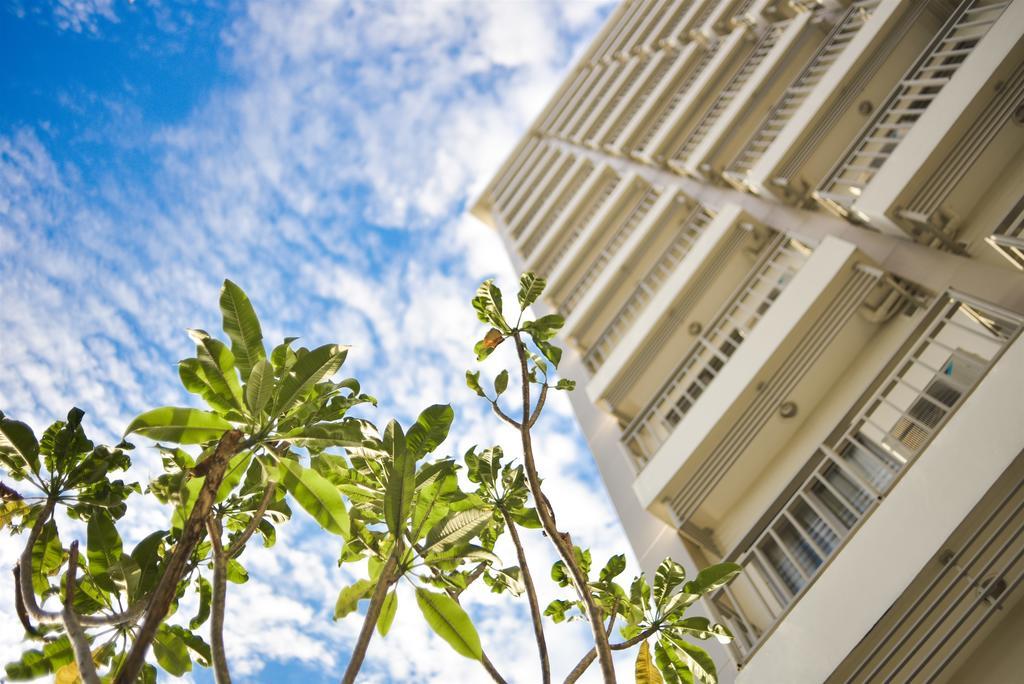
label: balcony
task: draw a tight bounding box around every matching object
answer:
[621,234,811,467]
[987,197,1024,270]
[738,0,957,204]
[676,10,832,181]
[722,0,882,191]
[610,41,714,156]
[814,0,1018,239]
[565,194,712,351]
[501,146,569,236]
[554,184,665,315]
[828,451,1024,683]
[704,293,1022,671]
[591,51,676,151]
[634,26,754,163]
[518,160,606,260]
[584,205,766,410]
[575,54,657,146]
[491,135,542,211]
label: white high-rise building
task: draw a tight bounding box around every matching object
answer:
[471,0,1024,681]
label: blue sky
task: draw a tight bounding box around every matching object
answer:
[0,1,635,681]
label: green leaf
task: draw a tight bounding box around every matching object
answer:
[216,451,252,501]
[405,404,454,458]
[472,280,509,331]
[668,617,733,644]
[86,511,123,592]
[225,559,249,584]
[279,460,349,536]
[124,407,233,444]
[189,329,244,410]
[555,378,576,391]
[536,340,562,368]
[654,640,685,684]
[423,543,500,566]
[334,578,374,619]
[190,576,212,629]
[550,561,570,587]
[509,507,542,529]
[636,640,665,684]
[518,272,546,309]
[130,530,166,601]
[465,371,485,398]
[383,420,413,536]
[31,520,62,595]
[219,279,266,380]
[599,553,626,583]
[631,574,651,613]
[378,590,398,636]
[493,370,509,396]
[424,509,491,552]
[415,588,482,660]
[153,625,192,676]
[4,636,73,680]
[525,314,564,341]
[655,558,687,607]
[683,562,741,596]
[179,358,236,415]
[279,420,370,450]
[273,343,349,416]
[245,358,275,415]
[663,635,716,684]
[0,413,39,476]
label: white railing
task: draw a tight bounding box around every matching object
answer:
[632,39,722,158]
[509,153,575,239]
[582,55,653,144]
[709,293,1023,664]
[987,199,1024,270]
[723,0,880,184]
[622,235,810,465]
[583,204,716,372]
[670,20,789,167]
[835,457,1024,682]
[603,55,674,148]
[561,188,662,315]
[530,173,621,269]
[815,0,1010,215]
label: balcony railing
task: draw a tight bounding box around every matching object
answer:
[832,455,1024,682]
[581,55,654,144]
[723,0,881,185]
[561,188,662,315]
[896,59,1024,248]
[632,39,722,159]
[530,172,621,269]
[583,204,716,372]
[509,152,576,239]
[815,0,1010,216]
[602,54,675,148]
[709,292,1023,664]
[519,161,600,258]
[622,235,811,466]
[987,197,1024,270]
[669,19,789,169]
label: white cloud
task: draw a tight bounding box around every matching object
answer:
[0,0,651,681]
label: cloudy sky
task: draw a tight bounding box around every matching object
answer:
[0,0,640,682]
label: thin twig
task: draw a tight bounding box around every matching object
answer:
[490,402,521,430]
[64,541,101,684]
[226,482,275,559]
[528,383,547,428]
[499,507,549,684]
[114,429,243,684]
[563,624,660,684]
[206,516,232,684]
[513,333,616,682]
[341,541,402,684]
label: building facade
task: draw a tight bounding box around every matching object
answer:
[470,0,1024,681]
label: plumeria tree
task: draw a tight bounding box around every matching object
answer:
[1,276,738,684]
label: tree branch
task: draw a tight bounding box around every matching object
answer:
[564,624,660,684]
[499,507,549,684]
[490,402,521,430]
[206,516,232,684]
[64,541,101,684]
[114,429,243,684]
[341,541,402,684]
[226,481,275,559]
[513,333,616,683]
[528,383,547,429]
